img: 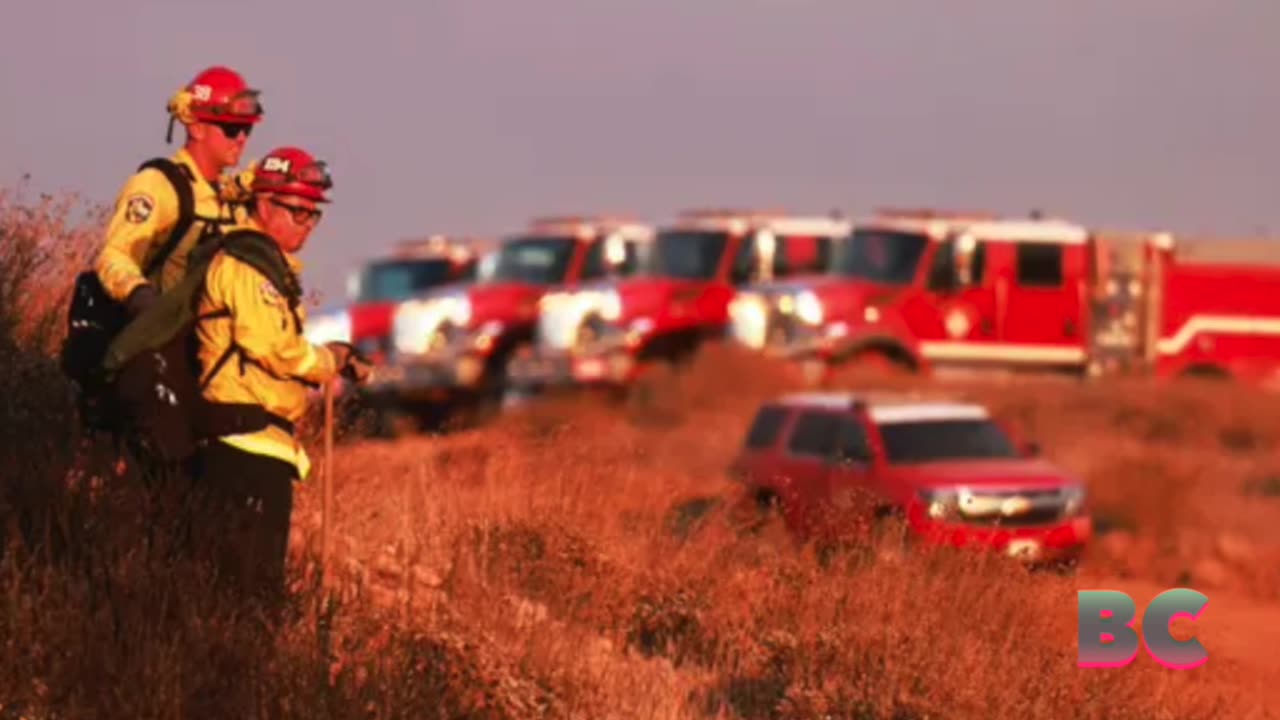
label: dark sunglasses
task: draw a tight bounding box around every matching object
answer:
[214,122,253,140]
[269,198,323,224]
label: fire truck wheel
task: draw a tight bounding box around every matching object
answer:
[830,349,915,386]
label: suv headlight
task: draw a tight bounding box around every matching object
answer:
[1062,484,1087,517]
[794,290,823,325]
[304,310,351,345]
[918,488,960,520]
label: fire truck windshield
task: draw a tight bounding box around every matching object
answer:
[831,230,929,285]
[650,230,729,280]
[357,258,458,303]
[878,419,1019,464]
[489,235,577,285]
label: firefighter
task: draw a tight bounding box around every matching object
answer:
[94,65,264,317]
[78,66,265,568]
[188,146,370,607]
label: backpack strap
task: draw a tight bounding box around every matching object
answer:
[195,229,316,392]
[137,157,199,283]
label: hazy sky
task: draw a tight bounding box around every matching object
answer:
[3,1,1278,303]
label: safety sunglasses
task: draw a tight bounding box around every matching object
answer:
[214,122,253,140]
[269,198,323,224]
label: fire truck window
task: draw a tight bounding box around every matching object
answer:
[928,241,987,290]
[731,237,757,284]
[926,241,956,290]
[358,259,457,302]
[785,411,841,457]
[581,240,607,280]
[1016,243,1064,288]
[744,405,788,449]
[773,235,832,276]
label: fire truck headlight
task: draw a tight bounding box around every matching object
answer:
[393,300,438,354]
[599,289,623,322]
[439,293,471,327]
[795,290,824,326]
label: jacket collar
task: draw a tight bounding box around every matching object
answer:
[171,146,218,191]
[240,217,304,273]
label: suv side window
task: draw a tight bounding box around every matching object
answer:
[744,405,788,449]
[785,410,841,457]
[834,417,872,463]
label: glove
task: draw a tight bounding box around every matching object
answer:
[324,342,373,384]
[126,284,159,317]
[218,160,257,204]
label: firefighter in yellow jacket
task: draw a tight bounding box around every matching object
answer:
[190,146,369,602]
[95,65,263,316]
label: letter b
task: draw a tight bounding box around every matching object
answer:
[1078,588,1208,669]
[1078,590,1140,668]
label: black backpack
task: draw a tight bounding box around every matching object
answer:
[59,157,228,433]
[99,228,306,463]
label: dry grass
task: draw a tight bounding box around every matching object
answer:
[3,188,1278,718]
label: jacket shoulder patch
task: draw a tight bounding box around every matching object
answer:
[124,193,155,224]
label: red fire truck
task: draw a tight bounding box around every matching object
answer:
[504,208,850,405]
[725,208,1280,386]
[304,234,488,364]
[369,215,654,430]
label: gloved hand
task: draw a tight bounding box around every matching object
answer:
[324,341,373,384]
[218,160,258,203]
[126,284,159,317]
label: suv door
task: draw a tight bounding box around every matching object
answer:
[778,409,843,537]
[827,415,876,518]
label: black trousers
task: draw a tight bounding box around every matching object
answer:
[191,440,297,609]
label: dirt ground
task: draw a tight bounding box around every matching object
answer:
[281,346,1279,717]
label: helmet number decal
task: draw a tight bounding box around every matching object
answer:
[124,194,155,224]
[191,84,212,102]
[261,157,292,174]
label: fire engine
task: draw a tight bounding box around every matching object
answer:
[303,234,488,363]
[725,207,1280,386]
[370,215,655,430]
[504,208,851,404]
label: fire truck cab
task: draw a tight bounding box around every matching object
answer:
[505,208,850,401]
[371,215,654,430]
[728,207,1280,387]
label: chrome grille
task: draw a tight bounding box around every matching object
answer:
[956,488,1069,528]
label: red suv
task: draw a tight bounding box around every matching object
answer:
[729,391,1091,565]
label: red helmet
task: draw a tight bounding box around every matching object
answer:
[251,147,333,203]
[179,66,264,124]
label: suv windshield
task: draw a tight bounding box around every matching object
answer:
[878,419,1019,464]
[357,258,459,302]
[831,229,929,285]
[490,235,577,285]
[650,231,729,280]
